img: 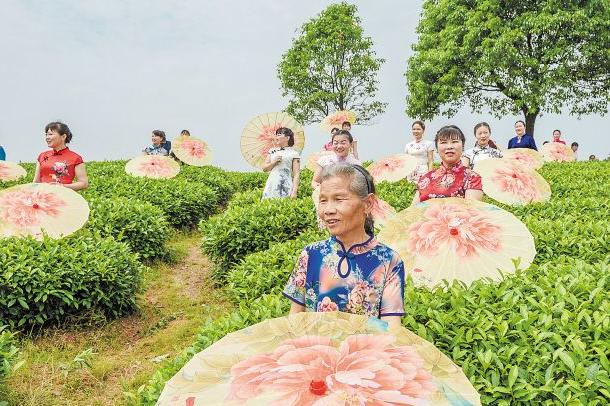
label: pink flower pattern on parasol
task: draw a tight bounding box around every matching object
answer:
[138,158,173,177]
[407,204,502,258]
[0,163,8,179]
[179,140,207,158]
[226,334,437,406]
[370,196,396,227]
[491,167,542,202]
[0,189,65,228]
[326,111,351,127]
[257,123,282,159]
[368,158,404,177]
[510,152,539,168]
[545,143,573,162]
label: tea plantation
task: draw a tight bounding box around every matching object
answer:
[1,161,609,406]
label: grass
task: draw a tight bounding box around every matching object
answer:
[1,231,233,406]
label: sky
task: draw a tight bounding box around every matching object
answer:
[1,0,608,171]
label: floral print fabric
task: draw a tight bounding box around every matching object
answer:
[262,147,300,199]
[37,147,84,185]
[463,145,503,168]
[417,161,482,202]
[404,140,434,182]
[283,237,405,318]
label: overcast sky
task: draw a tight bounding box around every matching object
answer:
[1,0,608,171]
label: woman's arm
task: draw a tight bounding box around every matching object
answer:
[63,163,88,191]
[352,140,359,160]
[261,154,279,172]
[411,190,420,206]
[427,150,434,171]
[380,315,401,327]
[311,164,323,189]
[290,158,300,200]
[465,189,483,201]
[289,301,305,314]
[33,162,41,183]
[461,156,471,168]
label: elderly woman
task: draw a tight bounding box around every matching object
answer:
[413,125,483,204]
[462,122,503,168]
[311,130,361,189]
[284,164,406,327]
[34,121,88,191]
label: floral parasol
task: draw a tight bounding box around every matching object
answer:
[542,142,576,162]
[306,151,334,172]
[0,161,27,181]
[367,154,418,183]
[319,110,357,133]
[474,158,551,205]
[240,112,305,170]
[157,312,481,406]
[125,155,180,179]
[503,148,544,170]
[378,198,536,288]
[0,183,89,239]
[172,136,213,166]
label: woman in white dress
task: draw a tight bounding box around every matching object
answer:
[311,130,361,189]
[404,120,434,182]
[262,127,300,199]
[462,122,503,168]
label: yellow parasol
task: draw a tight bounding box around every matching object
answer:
[319,110,357,133]
[157,312,481,406]
[0,183,89,239]
[172,136,213,166]
[368,154,418,183]
[474,158,551,205]
[503,148,544,170]
[0,161,27,181]
[542,142,576,162]
[305,151,334,172]
[378,198,535,288]
[240,112,305,170]
[125,155,180,179]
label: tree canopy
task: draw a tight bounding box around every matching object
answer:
[406,0,610,135]
[278,2,386,125]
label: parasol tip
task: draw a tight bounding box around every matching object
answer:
[309,380,328,395]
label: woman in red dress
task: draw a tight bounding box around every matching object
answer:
[33,121,89,191]
[412,125,483,204]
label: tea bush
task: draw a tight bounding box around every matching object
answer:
[200,197,317,276]
[0,234,146,330]
[375,179,417,211]
[225,228,328,304]
[0,325,19,382]
[224,171,268,191]
[86,197,171,260]
[225,189,262,211]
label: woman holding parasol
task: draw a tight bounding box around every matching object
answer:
[261,127,300,199]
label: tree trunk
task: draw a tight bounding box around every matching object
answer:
[524,111,538,137]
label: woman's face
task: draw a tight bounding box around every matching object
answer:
[151,134,163,146]
[46,129,66,149]
[475,126,491,147]
[318,175,367,238]
[275,132,289,147]
[515,122,525,137]
[412,124,424,141]
[332,135,351,158]
[437,136,463,166]
[553,131,561,141]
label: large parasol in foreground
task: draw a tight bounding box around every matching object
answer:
[503,148,544,170]
[240,112,305,170]
[474,158,551,205]
[378,198,536,288]
[319,110,357,133]
[0,183,89,239]
[125,155,180,179]
[172,136,213,166]
[542,142,576,162]
[157,311,481,406]
[367,154,418,183]
[0,161,27,181]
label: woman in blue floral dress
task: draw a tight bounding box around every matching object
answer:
[283,164,406,327]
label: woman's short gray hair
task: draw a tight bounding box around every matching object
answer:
[320,163,376,234]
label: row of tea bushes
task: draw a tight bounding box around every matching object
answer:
[200,197,318,278]
[0,234,146,330]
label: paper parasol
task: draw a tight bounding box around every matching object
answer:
[542,142,576,162]
[474,158,551,205]
[240,112,305,170]
[125,155,180,179]
[0,161,27,181]
[503,148,544,170]
[157,311,481,406]
[319,110,357,133]
[0,183,89,239]
[305,151,334,172]
[368,154,418,183]
[172,136,213,166]
[378,198,536,288]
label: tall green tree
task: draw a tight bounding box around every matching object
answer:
[406,0,610,136]
[278,2,386,125]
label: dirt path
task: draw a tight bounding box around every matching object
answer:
[3,232,233,406]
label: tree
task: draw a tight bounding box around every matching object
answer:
[278,2,386,125]
[406,0,610,136]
